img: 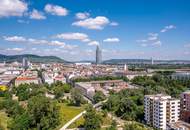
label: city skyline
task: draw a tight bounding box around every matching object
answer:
[0,0,190,61]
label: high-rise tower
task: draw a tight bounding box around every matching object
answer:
[22,57,29,69]
[96,45,102,64]
[151,57,154,65]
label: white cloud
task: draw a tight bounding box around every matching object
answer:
[28,38,47,44]
[6,47,24,52]
[184,44,190,48]
[161,25,176,33]
[148,33,158,37]
[141,43,148,47]
[147,33,158,41]
[3,36,26,42]
[76,12,90,19]
[152,41,162,46]
[31,48,37,51]
[110,22,119,26]
[3,35,78,52]
[88,41,99,46]
[136,39,147,43]
[55,33,90,42]
[148,37,157,41]
[48,40,65,46]
[103,38,120,42]
[137,33,160,47]
[17,19,29,24]
[72,16,110,30]
[184,51,190,55]
[0,0,28,17]
[30,9,46,20]
[4,35,66,46]
[44,4,68,16]
[60,44,78,50]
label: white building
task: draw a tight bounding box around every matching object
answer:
[75,62,91,66]
[75,82,95,100]
[144,94,180,130]
[43,72,54,84]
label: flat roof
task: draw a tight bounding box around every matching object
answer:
[91,80,124,84]
[169,121,190,129]
[75,82,92,89]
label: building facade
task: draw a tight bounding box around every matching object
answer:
[180,91,190,123]
[22,58,29,69]
[144,94,180,130]
[96,45,102,64]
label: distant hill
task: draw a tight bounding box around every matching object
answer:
[0,54,68,63]
[103,59,190,65]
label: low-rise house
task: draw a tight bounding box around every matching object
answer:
[54,75,66,83]
[15,70,41,86]
[75,82,95,100]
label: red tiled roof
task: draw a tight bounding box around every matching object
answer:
[16,77,37,81]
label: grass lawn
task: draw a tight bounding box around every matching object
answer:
[0,110,11,130]
[0,97,5,102]
[56,103,85,129]
[68,114,112,129]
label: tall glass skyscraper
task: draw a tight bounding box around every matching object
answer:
[96,45,102,64]
[22,57,29,69]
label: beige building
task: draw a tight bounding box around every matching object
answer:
[91,80,127,92]
[15,77,40,86]
[15,70,41,86]
[144,94,180,130]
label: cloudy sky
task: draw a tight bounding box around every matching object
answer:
[0,0,190,61]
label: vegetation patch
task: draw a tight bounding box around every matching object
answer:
[56,103,85,129]
[0,111,11,130]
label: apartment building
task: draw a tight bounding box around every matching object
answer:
[144,94,180,130]
[180,91,190,123]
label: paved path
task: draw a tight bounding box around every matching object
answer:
[60,111,86,130]
[59,99,107,130]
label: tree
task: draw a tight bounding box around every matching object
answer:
[9,112,31,130]
[84,105,102,130]
[93,91,106,103]
[30,86,47,97]
[53,85,65,99]
[107,120,117,130]
[3,99,24,117]
[51,82,71,98]
[28,95,60,129]
[102,94,120,111]
[115,98,137,120]
[124,123,147,130]
[63,84,71,93]
[71,88,85,106]
[16,84,30,101]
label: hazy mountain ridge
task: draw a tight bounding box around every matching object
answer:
[0,54,67,63]
[103,59,190,64]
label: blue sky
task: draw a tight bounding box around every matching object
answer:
[0,0,190,61]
